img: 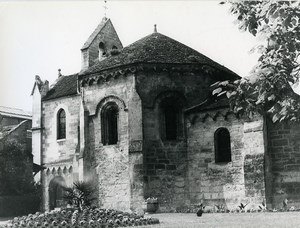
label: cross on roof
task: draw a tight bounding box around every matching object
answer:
[103,0,108,19]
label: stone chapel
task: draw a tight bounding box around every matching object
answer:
[32,17,300,212]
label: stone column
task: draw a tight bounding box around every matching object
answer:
[128,75,144,213]
[243,116,267,205]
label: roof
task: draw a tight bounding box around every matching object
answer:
[80,32,239,77]
[0,106,31,119]
[31,75,45,96]
[0,125,16,139]
[43,74,78,101]
[0,120,29,140]
[185,97,229,114]
[81,17,108,50]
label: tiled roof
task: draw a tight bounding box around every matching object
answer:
[80,32,239,78]
[43,74,78,101]
[81,17,108,50]
[0,106,31,119]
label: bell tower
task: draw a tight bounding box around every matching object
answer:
[80,17,123,71]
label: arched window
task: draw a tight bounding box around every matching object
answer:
[57,109,66,140]
[99,42,106,59]
[214,128,231,163]
[101,103,119,145]
[160,97,183,141]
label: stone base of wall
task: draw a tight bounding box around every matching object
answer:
[144,140,188,212]
[266,120,300,209]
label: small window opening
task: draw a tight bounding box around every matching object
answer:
[101,103,118,145]
[164,105,179,140]
[99,42,106,58]
[159,97,182,141]
[214,128,231,163]
[57,109,66,140]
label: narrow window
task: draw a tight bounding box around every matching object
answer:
[159,97,182,141]
[99,42,106,59]
[214,128,231,163]
[164,105,178,140]
[101,103,118,145]
[57,109,66,139]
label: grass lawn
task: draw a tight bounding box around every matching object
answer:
[141,212,300,228]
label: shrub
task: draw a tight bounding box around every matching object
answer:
[0,194,40,217]
[64,181,97,211]
[0,139,35,196]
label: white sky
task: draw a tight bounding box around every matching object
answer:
[0,0,260,112]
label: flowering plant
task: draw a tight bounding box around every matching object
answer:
[145,197,158,203]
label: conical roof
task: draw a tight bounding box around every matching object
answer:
[80,32,238,78]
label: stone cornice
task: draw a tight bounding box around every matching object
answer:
[79,63,219,88]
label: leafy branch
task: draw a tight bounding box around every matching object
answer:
[216,0,300,122]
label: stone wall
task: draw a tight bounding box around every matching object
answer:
[42,95,81,163]
[41,94,81,211]
[266,119,300,208]
[82,73,143,212]
[136,71,216,109]
[42,164,74,211]
[243,118,266,204]
[186,110,266,210]
[32,84,42,182]
[143,138,188,212]
[81,19,122,70]
[137,70,216,212]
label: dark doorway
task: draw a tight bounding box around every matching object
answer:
[49,176,67,210]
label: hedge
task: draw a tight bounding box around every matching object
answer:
[0,194,40,217]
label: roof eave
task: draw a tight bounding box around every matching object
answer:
[42,93,80,102]
[0,113,32,120]
[78,61,240,80]
[185,104,230,115]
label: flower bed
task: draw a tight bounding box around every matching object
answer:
[2,208,159,228]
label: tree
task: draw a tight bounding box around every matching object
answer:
[0,139,35,195]
[214,1,300,122]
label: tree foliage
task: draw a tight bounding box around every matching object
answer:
[214,1,300,122]
[0,139,35,195]
[64,181,97,211]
